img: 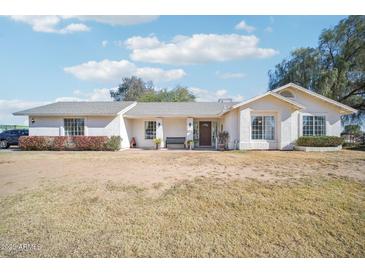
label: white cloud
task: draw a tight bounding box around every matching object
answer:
[10,16,60,33]
[126,34,278,65]
[234,20,256,33]
[215,89,228,97]
[9,15,158,34]
[189,87,244,102]
[134,67,186,83]
[217,71,246,79]
[64,59,186,83]
[74,16,159,26]
[101,40,108,47]
[125,36,161,49]
[0,99,48,125]
[68,88,113,101]
[60,23,90,34]
[10,16,90,34]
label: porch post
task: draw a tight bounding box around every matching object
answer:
[156,118,164,148]
[186,117,193,148]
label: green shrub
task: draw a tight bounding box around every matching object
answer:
[296,136,344,147]
[153,138,161,145]
[104,136,121,151]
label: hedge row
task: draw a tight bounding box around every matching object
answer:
[296,136,344,147]
[19,136,121,151]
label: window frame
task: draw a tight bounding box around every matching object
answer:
[302,115,326,136]
[144,120,157,140]
[64,118,85,136]
[251,115,276,141]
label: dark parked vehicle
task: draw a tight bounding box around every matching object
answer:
[0,129,28,149]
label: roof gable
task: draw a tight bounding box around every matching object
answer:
[271,83,357,114]
[231,92,304,110]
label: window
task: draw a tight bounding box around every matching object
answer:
[303,115,326,136]
[251,116,275,140]
[144,121,156,139]
[64,118,84,136]
[280,90,295,98]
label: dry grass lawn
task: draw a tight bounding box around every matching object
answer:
[0,149,364,257]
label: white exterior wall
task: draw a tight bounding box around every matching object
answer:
[238,95,297,150]
[86,116,120,137]
[120,117,132,148]
[239,108,251,150]
[29,116,121,137]
[156,118,164,147]
[281,87,343,137]
[163,118,186,148]
[328,114,342,136]
[163,118,186,138]
[222,109,239,149]
[29,116,63,136]
[186,118,193,142]
[128,119,154,148]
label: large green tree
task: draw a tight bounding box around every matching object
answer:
[138,87,195,102]
[110,77,195,102]
[269,16,365,122]
[110,76,154,101]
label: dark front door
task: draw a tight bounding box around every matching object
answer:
[199,121,211,146]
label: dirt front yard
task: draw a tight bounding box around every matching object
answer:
[0,149,364,257]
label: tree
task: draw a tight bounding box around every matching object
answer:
[110,76,154,101]
[138,87,195,102]
[110,77,196,102]
[343,124,362,135]
[268,47,322,91]
[269,16,365,122]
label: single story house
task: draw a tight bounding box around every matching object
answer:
[14,83,357,150]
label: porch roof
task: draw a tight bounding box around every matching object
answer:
[124,102,237,118]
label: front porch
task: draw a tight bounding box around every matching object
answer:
[125,117,222,150]
[161,117,221,149]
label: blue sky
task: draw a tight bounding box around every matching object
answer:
[0,15,346,124]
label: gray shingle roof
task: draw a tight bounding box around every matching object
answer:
[124,102,237,117]
[13,101,135,116]
[13,101,237,117]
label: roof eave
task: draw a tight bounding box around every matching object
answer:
[13,113,119,117]
[123,114,223,119]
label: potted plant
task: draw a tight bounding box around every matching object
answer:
[187,140,193,150]
[217,131,229,151]
[153,138,161,150]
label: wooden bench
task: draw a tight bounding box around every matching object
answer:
[166,137,186,148]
